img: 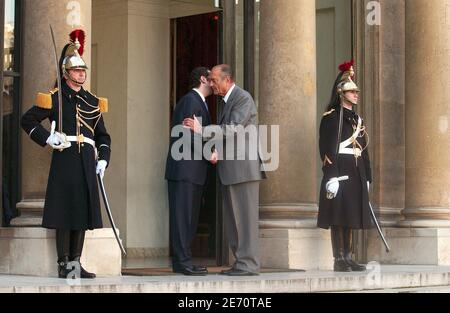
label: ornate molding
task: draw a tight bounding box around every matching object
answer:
[93,0,170,20]
[259,219,318,229]
[260,203,318,220]
[398,207,450,228]
[16,200,45,212]
[375,206,404,227]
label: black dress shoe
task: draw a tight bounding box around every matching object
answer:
[193,265,208,272]
[174,267,208,276]
[334,258,352,272]
[224,269,259,277]
[220,268,235,275]
[344,256,366,272]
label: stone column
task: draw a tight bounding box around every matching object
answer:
[369,0,450,266]
[92,0,171,257]
[2,0,121,278]
[259,0,331,270]
[17,0,92,225]
[353,0,406,228]
[400,0,450,228]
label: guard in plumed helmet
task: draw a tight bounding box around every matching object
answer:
[21,29,111,279]
[318,60,373,272]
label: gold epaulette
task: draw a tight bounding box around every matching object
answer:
[98,97,109,113]
[35,88,58,110]
[323,109,335,117]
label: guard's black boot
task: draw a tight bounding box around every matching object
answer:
[334,257,352,272]
[58,256,72,279]
[331,226,351,272]
[56,229,72,279]
[70,230,96,279]
[71,256,97,279]
[343,228,366,272]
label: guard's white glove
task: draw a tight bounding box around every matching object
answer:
[96,160,108,179]
[367,181,370,192]
[46,121,71,150]
[326,178,340,199]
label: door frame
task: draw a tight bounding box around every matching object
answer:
[168,0,258,266]
[0,0,5,224]
[1,0,23,226]
[170,8,226,266]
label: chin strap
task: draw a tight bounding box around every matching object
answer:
[64,70,86,86]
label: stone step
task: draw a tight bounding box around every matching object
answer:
[0,227,122,277]
[9,215,43,227]
[344,286,450,293]
[11,200,45,227]
[0,265,449,293]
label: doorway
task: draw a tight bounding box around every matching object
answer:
[170,11,223,266]
[1,0,21,227]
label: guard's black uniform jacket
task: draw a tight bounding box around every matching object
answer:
[318,107,373,230]
[21,80,111,230]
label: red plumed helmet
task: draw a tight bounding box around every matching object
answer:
[62,29,88,72]
[338,60,355,73]
[69,29,85,56]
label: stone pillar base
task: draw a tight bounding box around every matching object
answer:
[367,228,450,266]
[260,228,333,270]
[0,228,122,277]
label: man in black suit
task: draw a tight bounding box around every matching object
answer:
[165,67,214,276]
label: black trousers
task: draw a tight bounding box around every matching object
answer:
[168,180,203,271]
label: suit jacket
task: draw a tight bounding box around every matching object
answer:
[205,85,265,186]
[165,90,212,186]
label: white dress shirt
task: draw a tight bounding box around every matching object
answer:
[193,88,208,112]
[223,84,236,103]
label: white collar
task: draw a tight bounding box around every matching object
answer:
[193,88,206,103]
[223,84,236,103]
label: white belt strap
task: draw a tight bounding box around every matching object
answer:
[339,147,362,157]
[66,136,96,148]
[339,116,362,151]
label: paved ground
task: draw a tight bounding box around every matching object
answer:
[0,265,449,293]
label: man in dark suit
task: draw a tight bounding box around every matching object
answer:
[165,67,213,276]
[184,64,266,276]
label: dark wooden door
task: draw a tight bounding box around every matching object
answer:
[171,12,221,263]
